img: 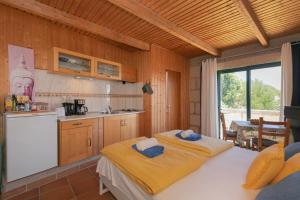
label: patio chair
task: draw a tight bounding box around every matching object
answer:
[220,113,237,144]
[252,117,290,152]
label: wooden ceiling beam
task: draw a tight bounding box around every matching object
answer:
[106,0,220,56]
[233,0,268,46]
[0,0,150,50]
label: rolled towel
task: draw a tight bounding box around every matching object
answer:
[181,130,194,138]
[136,138,159,151]
[132,144,164,158]
[176,131,201,141]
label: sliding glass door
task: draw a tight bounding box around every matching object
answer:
[219,71,247,138]
[250,67,281,121]
[217,62,281,138]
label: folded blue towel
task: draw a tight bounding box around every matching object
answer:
[175,131,201,141]
[132,144,164,158]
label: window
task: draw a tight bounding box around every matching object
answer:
[217,62,281,138]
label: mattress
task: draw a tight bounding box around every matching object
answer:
[97,147,260,200]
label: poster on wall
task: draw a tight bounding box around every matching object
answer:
[8,44,35,101]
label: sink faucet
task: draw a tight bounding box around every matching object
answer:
[106,105,112,114]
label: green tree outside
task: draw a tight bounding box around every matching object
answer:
[221,73,280,110]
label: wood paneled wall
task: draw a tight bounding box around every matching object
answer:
[0,4,136,112]
[0,5,190,139]
[134,44,190,137]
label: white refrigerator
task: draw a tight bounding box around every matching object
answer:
[4,112,58,182]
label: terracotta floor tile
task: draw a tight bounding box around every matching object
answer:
[40,185,74,200]
[88,165,99,178]
[8,188,39,200]
[2,185,26,199]
[68,169,95,184]
[70,177,99,196]
[27,174,57,191]
[5,168,117,200]
[77,188,115,200]
[57,166,80,179]
[80,160,98,169]
[40,178,69,194]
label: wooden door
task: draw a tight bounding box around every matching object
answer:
[60,126,93,166]
[121,114,138,141]
[166,70,181,130]
[104,116,121,146]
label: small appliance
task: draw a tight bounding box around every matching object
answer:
[74,99,88,115]
[62,102,75,116]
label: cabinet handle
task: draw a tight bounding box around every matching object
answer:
[72,122,82,126]
[88,137,92,147]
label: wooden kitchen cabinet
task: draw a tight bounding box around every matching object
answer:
[104,116,121,146]
[59,118,98,166]
[94,58,121,80]
[104,114,139,147]
[120,114,139,141]
[51,47,95,77]
[121,65,137,83]
[98,117,104,151]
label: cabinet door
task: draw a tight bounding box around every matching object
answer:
[52,47,94,77]
[94,58,121,80]
[121,65,137,83]
[98,118,104,151]
[121,114,139,141]
[60,126,93,166]
[104,116,121,146]
[91,119,99,156]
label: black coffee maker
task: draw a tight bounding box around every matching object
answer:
[62,102,75,116]
[74,99,88,115]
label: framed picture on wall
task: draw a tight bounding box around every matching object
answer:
[8,44,35,101]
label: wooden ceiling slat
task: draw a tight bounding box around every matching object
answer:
[180,9,241,31]
[178,8,239,29]
[68,0,82,14]
[55,0,65,10]
[62,0,73,12]
[74,0,92,17]
[28,0,300,56]
[168,0,228,25]
[85,1,103,21]
[166,0,210,21]
[90,1,112,23]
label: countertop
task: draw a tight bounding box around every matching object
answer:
[4,111,57,118]
[58,111,144,122]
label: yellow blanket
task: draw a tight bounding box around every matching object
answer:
[101,137,207,194]
[155,130,234,157]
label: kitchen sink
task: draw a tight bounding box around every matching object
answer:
[98,109,140,115]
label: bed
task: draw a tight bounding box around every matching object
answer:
[97,145,260,200]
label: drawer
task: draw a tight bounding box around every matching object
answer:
[61,119,96,130]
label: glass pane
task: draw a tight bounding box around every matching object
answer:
[58,53,91,72]
[97,62,119,77]
[250,66,281,121]
[220,71,247,138]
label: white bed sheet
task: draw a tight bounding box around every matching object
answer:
[97,147,260,200]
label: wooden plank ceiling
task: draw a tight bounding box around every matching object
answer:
[22,0,300,57]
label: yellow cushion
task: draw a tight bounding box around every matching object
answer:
[272,153,300,184]
[243,143,285,189]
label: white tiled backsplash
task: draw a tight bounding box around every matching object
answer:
[34,70,143,112]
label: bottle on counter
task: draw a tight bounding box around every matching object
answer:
[12,94,17,112]
[4,96,12,112]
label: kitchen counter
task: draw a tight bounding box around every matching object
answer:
[4,111,57,118]
[58,111,144,122]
